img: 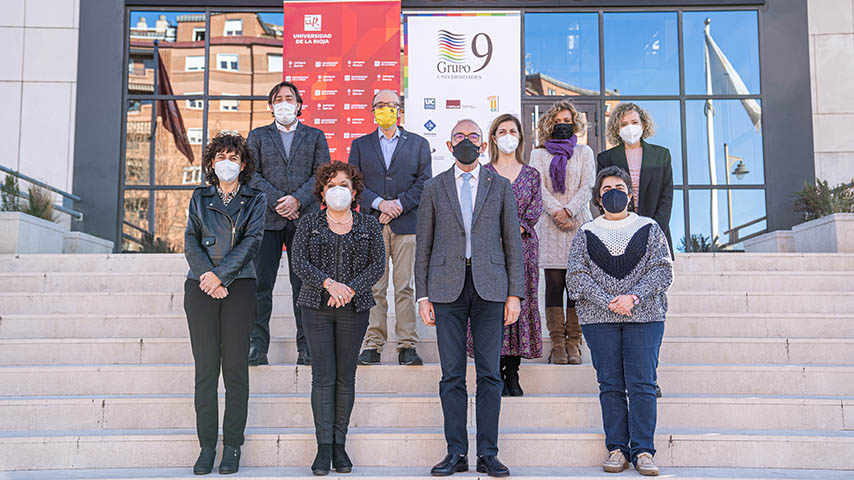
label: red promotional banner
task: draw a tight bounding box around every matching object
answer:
[283,0,402,159]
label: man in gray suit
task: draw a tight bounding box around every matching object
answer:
[415,119,524,477]
[247,81,330,366]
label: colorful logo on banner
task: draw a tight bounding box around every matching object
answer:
[284,1,401,157]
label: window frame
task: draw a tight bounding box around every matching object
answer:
[216,53,239,72]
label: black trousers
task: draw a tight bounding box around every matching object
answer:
[184,278,255,448]
[252,222,308,356]
[433,266,505,457]
[301,303,369,445]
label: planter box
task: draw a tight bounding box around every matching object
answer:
[792,213,854,253]
[63,231,114,254]
[743,230,794,253]
[0,212,67,254]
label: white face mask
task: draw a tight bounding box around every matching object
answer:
[214,159,241,184]
[619,124,644,145]
[273,101,297,126]
[496,134,519,155]
[325,186,352,211]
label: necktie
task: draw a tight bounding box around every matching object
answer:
[461,172,473,259]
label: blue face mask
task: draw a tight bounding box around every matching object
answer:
[601,188,629,214]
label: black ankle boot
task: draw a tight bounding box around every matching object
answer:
[500,357,510,397]
[218,445,240,474]
[332,444,353,473]
[505,356,524,397]
[312,444,333,476]
[193,446,216,475]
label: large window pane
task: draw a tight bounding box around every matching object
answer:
[525,13,600,96]
[670,190,685,253]
[604,12,679,95]
[150,97,204,185]
[128,11,205,96]
[122,189,193,253]
[209,12,284,96]
[604,100,683,185]
[683,11,760,95]
[688,188,766,251]
[206,99,273,141]
[686,99,763,185]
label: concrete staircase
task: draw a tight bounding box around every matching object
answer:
[1,253,853,479]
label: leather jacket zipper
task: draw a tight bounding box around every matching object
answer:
[208,205,242,249]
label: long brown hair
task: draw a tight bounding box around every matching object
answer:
[487,114,525,165]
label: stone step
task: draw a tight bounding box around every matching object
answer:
[2,271,853,293]
[2,291,851,315]
[5,253,854,273]
[0,393,849,432]
[4,466,853,480]
[2,364,853,396]
[2,428,853,471]
[1,336,852,366]
[2,313,851,340]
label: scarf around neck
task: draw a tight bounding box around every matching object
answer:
[544,136,577,194]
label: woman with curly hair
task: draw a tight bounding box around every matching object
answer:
[529,99,596,365]
[291,161,385,475]
[597,102,674,257]
[183,132,266,475]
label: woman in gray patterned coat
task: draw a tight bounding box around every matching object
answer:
[566,166,673,477]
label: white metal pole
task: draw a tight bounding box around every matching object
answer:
[704,18,720,242]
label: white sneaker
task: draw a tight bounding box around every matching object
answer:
[602,449,629,473]
[635,452,659,476]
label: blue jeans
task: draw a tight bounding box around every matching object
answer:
[581,321,664,463]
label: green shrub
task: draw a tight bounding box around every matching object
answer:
[792,179,854,222]
[679,233,722,253]
[1,174,20,212]
[22,185,58,222]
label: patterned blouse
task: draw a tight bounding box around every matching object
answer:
[291,209,385,312]
[566,213,673,325]
[217,186,239,206]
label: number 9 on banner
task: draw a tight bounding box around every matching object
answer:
[472,32,493,72]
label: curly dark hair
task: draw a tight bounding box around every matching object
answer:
[314,161,363,209]
[592,165,634,210]
[201,132,256,187]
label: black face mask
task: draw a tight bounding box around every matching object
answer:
[452,138,481,165]
[552,123,575,140]
[601,188,629,214]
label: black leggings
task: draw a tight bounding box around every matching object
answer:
[544,269,575,309]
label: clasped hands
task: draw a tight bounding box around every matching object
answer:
[551,207,575,231]
[609,295,636,317]
[199,271,228,299]
[377,199,402,224]
[275,195,300,220]
[325,279,355,308]
[419,296,521,327]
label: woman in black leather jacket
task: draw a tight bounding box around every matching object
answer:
[291,161,385,475]
[183,133,265,476]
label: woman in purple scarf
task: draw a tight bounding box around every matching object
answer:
[530,99,596,365]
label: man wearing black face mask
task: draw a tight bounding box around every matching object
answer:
[415,119,525,477]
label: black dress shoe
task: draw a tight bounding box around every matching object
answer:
[193,446,216,475]
[398,348,423,366]
[218,446,240,475]
[297,351,311,366]
[248,346,268,366]
[311,444,333,475]
[359,349,381,365]
[655,384,662,398]
[430,453,468,476]
[332,444,353,473]
[476,455,510,477]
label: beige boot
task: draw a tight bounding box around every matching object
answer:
[635,452,659,476]
[565,307,583,365]
[545,307,568,364]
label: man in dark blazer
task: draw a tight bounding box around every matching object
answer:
[349,90,432,366]
[597,139,674,256]
[247,81,330,366]
[415,119,524,478]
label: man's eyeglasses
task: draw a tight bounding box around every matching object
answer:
[373,102,400,109]
[452,132,481,143]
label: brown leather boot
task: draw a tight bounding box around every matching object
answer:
[546,307,568,364]
[565,307,583,365]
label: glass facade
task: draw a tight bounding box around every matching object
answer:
[122,6,765,253]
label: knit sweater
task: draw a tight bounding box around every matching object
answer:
[566,213,673,325]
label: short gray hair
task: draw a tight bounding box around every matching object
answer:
[371,89,402,108]
[449,118,482,140]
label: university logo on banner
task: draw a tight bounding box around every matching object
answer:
[436,29,493,77]
[304,15,321,31]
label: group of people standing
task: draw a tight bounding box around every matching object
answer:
[181,80,675,477]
